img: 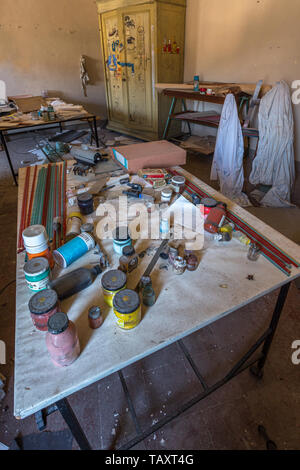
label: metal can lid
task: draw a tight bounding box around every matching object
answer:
[77,192,93,204]
[113,289,140,314]
[24,257,49,277]
[201,197,218,208]
[48,312,69,334]
[113,226,131,242]
[101,269,127,291]
[122,245,135,257]
[88,306,101,320]
[29,289,58,315]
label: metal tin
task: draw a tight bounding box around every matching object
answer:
[101,269,127,307]
[28,289,59,331]
[24,257,50,292]
[113,289,141,330]
[53,233,95,268]
[77,192,94,215]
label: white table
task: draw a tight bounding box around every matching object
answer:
[14,166,300,450]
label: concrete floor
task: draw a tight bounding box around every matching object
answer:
[0,125,299,450]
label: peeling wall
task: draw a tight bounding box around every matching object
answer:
[184,0,300,162]
[0,0,106,116]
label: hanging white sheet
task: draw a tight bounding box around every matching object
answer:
[249,81,295,207]
[211,94,250,207]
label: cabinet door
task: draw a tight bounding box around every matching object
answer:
[101,10,128,124]
[119,4,155,132]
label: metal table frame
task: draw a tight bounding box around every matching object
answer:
[33,282,291,450]
[0,114,100,186]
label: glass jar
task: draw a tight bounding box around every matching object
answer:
[46,312,80,367]
[173,256,187,275]
[88,306,104,329]
[119,245,138,274]
[247,243,261,261]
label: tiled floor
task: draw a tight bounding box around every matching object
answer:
[0,125,299,450]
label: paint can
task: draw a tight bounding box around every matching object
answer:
[22,224,54,268]
[28,288,59,331]
[201,197,218,216]
[113,226,132,255]
[77,192,94,215]
[113,289,141,330]
[24,257,50,292]
[101,269,127,307]
[53,232,95,268]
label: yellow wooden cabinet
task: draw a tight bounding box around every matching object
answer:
[97,0,186,140]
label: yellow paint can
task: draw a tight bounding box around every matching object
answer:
[101,270,127,307]
[113,289,141,330]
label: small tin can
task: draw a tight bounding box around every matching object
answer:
[28,289,59,331]
[201,197,218,216]
[77,192,94,215]
[88,306,104,329]
[101,269,127,307]
[24,257,50,292]
[113,289,141,330]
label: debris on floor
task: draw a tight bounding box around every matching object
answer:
[180,135,216,155]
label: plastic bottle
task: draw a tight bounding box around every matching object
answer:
[204,203,227,234]
[50,265,102,300]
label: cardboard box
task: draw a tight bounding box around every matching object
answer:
[111,140,186,174]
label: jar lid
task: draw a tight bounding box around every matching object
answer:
[29,289,58,315]
[201,197,217,208]
[22,225,48,247]
[122,245,135,257]
[24,257,49,277]
[101,269,127,291]
[113,289,140,314]
[88,306,101,320]
[113,226,131,242]
[48,312,69,334]
[172,176,185,186]
[68,212,83,221]
[77,192,93,204]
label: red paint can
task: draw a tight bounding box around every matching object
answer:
[201,197,218,217]
[28,289,59,331]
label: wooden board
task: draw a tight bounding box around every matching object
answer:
[12,96,47,113]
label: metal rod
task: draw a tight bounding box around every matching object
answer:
[118,370,142,436]
[178,339,208,390]
[56,398,92,450]
[0,130,18,185]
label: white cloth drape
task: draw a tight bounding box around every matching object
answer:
[249,81,295,207]
[211,93,250,206]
